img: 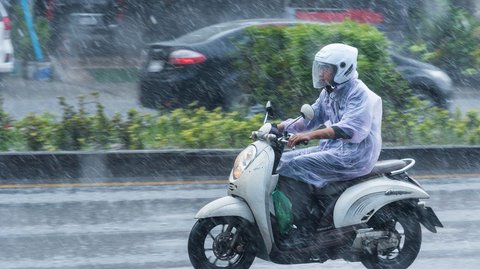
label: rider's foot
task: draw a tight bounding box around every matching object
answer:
[279,227,310,249]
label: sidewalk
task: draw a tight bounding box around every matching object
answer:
[0,75,152,120]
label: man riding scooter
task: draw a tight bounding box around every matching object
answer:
[275,43,383,245]
[189,43,443,269]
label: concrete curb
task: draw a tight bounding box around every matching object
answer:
[0,146,479,184]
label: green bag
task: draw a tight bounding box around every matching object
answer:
[272,190,293,235]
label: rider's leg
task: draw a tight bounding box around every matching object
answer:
[276,175,316,231]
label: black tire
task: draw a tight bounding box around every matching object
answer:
[139,87,153,108]
[217,73,242,111]
[412,85,448,109]
[139,81,159,109]
[188,217,257,269]
[361,206,422,269]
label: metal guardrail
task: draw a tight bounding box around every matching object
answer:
[0,146,479,184]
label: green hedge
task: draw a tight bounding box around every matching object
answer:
[1,94,264,151]
[0,93,478,152]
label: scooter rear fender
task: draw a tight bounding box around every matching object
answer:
[334,176,430,228]
[195,196,255,223]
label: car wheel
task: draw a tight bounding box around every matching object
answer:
[218,74,243,110]
[139,81,183,110]
[139,81,158,109]
[413,86,448,109]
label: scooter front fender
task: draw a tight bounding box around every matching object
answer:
[195,196,255,223]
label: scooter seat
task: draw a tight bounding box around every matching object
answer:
[314,159,408,196]
[369,159,407,175]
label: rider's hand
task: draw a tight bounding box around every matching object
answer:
[270,126,281,137]
[277,123,285,133]
[287,133,312,148]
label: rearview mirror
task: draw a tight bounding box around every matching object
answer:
[265,101,272,115]
[264,101,273,124]
[300,104,314,120]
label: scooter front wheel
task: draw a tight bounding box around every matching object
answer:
[188,217,257,269]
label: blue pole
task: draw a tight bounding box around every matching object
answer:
[20,0,44,61]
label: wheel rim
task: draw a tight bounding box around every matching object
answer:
[361,208,422,269]
[377,220,405,260]
[203,221,249,268]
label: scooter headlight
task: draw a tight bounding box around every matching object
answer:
[232,145,257,180]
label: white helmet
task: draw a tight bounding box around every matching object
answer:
[312,43,358,89]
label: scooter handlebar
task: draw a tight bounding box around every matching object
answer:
[282,133,309,148]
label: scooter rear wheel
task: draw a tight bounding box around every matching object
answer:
[188,217,257,269]
[361,206,422,269]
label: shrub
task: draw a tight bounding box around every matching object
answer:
[17,113,56,151]
[0,98,14,151]
[55,96,92,150]
[236,21,411,117]
[0,95,478,152]
[150,105,263,149]
[90,93,113,149]
[117,109,146,150]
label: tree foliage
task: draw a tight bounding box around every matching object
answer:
[406,3,480,83]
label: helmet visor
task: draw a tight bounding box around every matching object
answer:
[312,61,335,89]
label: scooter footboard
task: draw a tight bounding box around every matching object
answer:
[195,196,255,223]
[333,177,430,228]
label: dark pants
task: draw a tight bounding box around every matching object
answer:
[277,176,336,230]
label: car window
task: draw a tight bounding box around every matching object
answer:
[173,21,261,43]
[173,25,239,43]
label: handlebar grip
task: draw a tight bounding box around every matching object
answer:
[300,140,309,145]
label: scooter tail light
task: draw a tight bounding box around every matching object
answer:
[168,49,206,65]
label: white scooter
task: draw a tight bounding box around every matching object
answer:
[188,102,443,269]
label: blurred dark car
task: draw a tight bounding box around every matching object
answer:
[51,0,119,56]
[139,19,453,110]
[139,19,285,110]
[390,53,453,108]
[63,12,118,55]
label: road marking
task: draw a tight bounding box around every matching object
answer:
[0,173,479,189]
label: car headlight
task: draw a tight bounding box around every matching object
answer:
[232,145,257,180]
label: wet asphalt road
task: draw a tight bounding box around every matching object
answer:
[0,176,479,269]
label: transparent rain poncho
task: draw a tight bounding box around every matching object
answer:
[277,73,382,187]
